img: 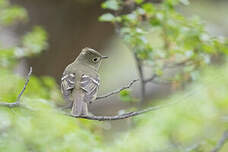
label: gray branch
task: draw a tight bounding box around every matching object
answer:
[210,130,228,152]
[0,66,187,121]
[0,102,21,108]
[0,67,32,108]
[96,79,139,100]
[134,53,146,104]
[144,74,157,83]
[71,97,182,121]
[142,59,192,85]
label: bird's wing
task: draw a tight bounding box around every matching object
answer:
[61,72,76,100]
[80,74,100,103]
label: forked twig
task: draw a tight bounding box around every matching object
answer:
[96,79,139,100]
[0,67,32,108]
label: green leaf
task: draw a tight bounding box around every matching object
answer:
[0,6,27,25]
[180,0,190,5]
[142,3,155,15]
[41,76,56,89]
[150,18,161,26]
[21,26,48,56]
[0,48,16,67]
[135,0,143,4]
[122,13,138,25]
[101,0,120,11]
[0,0,9,8]
[120,90,135,102]
[99,13,115,22]
[0,48,14,58]
[164,0,180,7]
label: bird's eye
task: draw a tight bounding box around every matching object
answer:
[92,57,99,62]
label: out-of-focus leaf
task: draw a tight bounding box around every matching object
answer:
[21,26,48,56]
[135,0,143,4]
[180,0,189,5]
[101,0,120,11]
[0,5,27,25]
[0,0,9,8]
[99,13,115,22]
[142,3,155,15]
[120,90,137,103]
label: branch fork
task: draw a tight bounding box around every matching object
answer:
[0,67,182,121]
[0,67,32,108]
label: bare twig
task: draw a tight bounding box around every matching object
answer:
[143,58,192,85]
[0,102,21,108]
[0,66,202,121]
[17,67,32,102]
[0,67,32,108]
[71,98,180,121]
[164,59,192,69]
[145,75,172,85]
[144,74,157,83]
[60,79,138,109]
[72,82,203,121]
[210,130,228,152]
[96,79,139,100]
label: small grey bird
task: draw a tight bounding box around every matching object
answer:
[61,47,108,116]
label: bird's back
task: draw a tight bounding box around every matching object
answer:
[63,62,100,102]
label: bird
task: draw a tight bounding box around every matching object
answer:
[61,47,108,116]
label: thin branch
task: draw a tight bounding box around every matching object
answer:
[17,67,32,102]
[0,65,198,121]
[164,59,192,69]
[210,130,228,152]
[134,53,146,104]
[0,67,32,108]
[60,79,138,109]
[71,94,187,121]
[72,83,202,121]
[0,102,21,108]
[96,79,139,100]
[144,74,157,83]
[70,105,162,121]
[144,75,172,85]
[143,58,192,84]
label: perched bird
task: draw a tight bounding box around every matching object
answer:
[61,48,108,116]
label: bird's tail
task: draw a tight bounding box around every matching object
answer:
[71,91,88,116]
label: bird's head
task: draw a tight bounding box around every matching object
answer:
[76,47,108,70]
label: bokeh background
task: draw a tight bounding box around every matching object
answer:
[6,0,228,114]
[0,0,228,151]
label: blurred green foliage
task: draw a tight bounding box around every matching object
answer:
[119,90,137,103]
[107,64,228,152]
[0,26,48,68]
[0,0,27,26]
[0,0,228,151]
[20,26,48,57]
[0,1,102,151]
[99,0,228,84]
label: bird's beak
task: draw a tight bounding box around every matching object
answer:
[101,56,108,59]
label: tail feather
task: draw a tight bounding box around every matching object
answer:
[71,92,88,116]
